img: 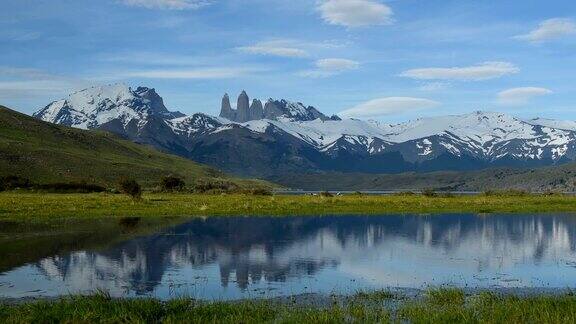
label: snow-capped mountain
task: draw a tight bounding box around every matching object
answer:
[34,84,184,133]
[34,84,576,177]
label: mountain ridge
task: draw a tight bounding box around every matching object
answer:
[33,84,576,178]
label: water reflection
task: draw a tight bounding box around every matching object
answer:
[1,214,576,299]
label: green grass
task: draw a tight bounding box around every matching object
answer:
[397,289,576,323]
[0,292,390,323]
[0,105,269,189]
[2,289,576,323]
[2,192,576,223]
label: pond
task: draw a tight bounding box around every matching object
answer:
[1,214,576,300]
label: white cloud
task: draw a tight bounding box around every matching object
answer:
[316,58,360,71]
[238,40,308,58]
[123,67,258,79]
[318,0,393,27]
[515,18,576,43]
[120,0,211,10]
[400,62,519,81]
[237,39,350,58]
[497,87,553,106]
[299,58,359,78]
[418,82,451,91]
[339,97,440,118]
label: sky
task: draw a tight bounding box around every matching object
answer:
[0,0,575,122]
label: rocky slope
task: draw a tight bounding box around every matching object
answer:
[34,84,576,177]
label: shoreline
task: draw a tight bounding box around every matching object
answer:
[2,288,576,322]
[2,192,576,223]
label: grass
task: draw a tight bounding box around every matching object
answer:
[397,289,576,323]
[0,292,391,324]
[2,289,576,323]
[2,192,576,223]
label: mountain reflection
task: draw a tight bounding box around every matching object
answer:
[30,214,576,296]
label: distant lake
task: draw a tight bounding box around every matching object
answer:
[1,214,576,300]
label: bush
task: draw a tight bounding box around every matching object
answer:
[118,178,142,199]
[0,176,32,191]
[242,188,273,196]
[319,191,334,197]
[35,182,106,193]
[193,178,239,194]
[160,176,186,192]
[422,189,437,197]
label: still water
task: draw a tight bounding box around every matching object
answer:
[1,214,576,300]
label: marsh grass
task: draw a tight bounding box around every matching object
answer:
[0,295,390,324]
[353,289,397,302]
[2,289,576,323]
[425,287,466,306]
[2,192,576,223]
[398,289,576,323]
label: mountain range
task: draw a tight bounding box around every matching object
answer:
[34,84,576,179]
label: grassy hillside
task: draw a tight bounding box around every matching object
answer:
[0,106,269,188]
[271,164,576,191]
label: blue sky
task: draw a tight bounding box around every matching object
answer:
[1,0,575,122]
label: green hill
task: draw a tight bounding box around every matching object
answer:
[272,164,576,192]
[0,105,269,188]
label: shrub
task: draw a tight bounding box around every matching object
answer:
[118,178,142,199]
[35,182,106,193]
[193,178,239,194]
[243,188,273,196]
[422,189,437,197]
[0,176,32,191]
[542,189,564,196]
[160,176,186,192]
[319,191,334,197]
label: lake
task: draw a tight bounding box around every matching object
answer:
[1,214,576,300]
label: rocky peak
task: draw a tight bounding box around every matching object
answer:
[236,90,250,122]
[219,91,335,122]
[219,93,235,120]
[249,99,264,121]
[133,86,169,114]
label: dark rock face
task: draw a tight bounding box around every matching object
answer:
[219,93,235,120]
[219,91,333,122]
[263,100,283,120]
[249,99,264,121]
[236,91,250,122]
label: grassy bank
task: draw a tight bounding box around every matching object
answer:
[2,289,576,323]
[1,192,576,222]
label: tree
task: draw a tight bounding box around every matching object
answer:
[118,178,142,199]
[160,176,185,192]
